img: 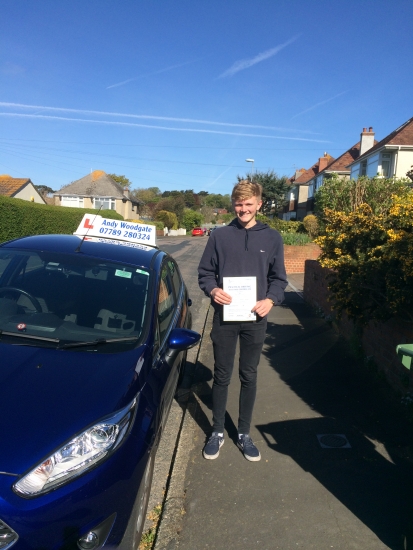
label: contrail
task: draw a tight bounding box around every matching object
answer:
[0,112,329,142]
[218,36,299,78]
[207,165,235,188]
[0,102,317,134]
[106,59,202,89]
[291,91,348,119]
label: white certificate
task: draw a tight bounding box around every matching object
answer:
[223,277,257,322]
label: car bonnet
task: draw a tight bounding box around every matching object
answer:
[0,342,150,474]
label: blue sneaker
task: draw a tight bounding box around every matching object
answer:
[237,434,261,461]
[203,432,224,460]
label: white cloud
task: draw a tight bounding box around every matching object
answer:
[218,36,299,79]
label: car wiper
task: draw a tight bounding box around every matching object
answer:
[0,330,60,344]
[59,336,139,349]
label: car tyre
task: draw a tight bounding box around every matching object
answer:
[119,450,156,549]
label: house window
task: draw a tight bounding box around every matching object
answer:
[360,161,367,176]
[94,197,115,210]
[308,184,314,198]
[380,154,392,177]
[61,196,84,208]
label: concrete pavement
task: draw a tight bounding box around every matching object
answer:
[155,276,413,550]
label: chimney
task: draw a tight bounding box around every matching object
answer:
[123,188,130,198]
[294,168,305,180]
[318,152,329,172]
[359,127,375,156]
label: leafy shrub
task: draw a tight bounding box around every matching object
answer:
[256,213,304,233]
[181,209,204,230]
[282,233,312,246]
[303,214,319,239]
[0,196,122,243]
[315,174,411,220]
[316,193,413,325]
[125,219,164,230]
[155,210,178,230]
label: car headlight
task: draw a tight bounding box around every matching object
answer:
[14,398,137,498]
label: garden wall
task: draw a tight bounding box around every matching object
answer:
[284,243,321,274]
[304,260,413,393]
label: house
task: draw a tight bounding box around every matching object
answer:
[347,116,413,179]
[213,208,228,215]
[283,127,379,221]
[281,156,335,221]
[0,175,46,204]
[54,170,143,220]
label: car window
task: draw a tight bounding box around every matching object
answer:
[157,264,175,345]
[167,259,182,299]
[0,249,150,352]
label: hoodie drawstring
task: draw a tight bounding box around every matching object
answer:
[245,229,249,251]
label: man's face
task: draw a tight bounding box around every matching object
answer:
[233,195,262,228]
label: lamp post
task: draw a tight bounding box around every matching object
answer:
[245,158,254,181]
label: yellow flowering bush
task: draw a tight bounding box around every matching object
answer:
[316,192,413,324]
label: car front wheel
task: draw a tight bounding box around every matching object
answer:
[119,450,156,549]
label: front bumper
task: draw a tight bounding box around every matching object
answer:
[0,432,149,549]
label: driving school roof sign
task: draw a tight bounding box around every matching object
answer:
[74,214,157,247]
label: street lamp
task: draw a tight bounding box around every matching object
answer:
[245,158,254,181]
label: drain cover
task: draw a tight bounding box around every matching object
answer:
[317,434,351,449]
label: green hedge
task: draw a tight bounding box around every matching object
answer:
[256,213,305,234]
[281,233,312,245]
[0,196,123,243]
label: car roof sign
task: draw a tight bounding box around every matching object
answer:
[74,214,157,248]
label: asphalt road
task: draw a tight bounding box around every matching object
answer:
[142,235,209,535]
[159,235,209,334]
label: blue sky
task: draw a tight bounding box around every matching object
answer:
[1,0,412,195]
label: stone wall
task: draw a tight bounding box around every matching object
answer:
[304,260,413,393]
[284,243,321,274]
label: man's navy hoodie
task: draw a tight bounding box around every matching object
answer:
[198,218,288,309]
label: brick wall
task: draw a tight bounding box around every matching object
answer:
[304,260,413,393]
[284,243,321,274]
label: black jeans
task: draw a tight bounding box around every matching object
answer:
[210,310,267,434]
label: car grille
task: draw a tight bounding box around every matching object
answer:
[0,520,18,549]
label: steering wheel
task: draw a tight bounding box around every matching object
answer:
[0,287,43,313]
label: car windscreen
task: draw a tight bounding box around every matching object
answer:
[0,249,151,352]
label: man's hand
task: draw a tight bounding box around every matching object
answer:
[252,298,274,317]
[210,288,232,305]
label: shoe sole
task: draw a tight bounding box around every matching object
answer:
[203,439,224,460]
[237,442,261,462]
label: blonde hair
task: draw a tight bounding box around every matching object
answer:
[231,180,263,201]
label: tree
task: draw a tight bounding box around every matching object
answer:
[219,213,234,225]
[155,196,186,223]
[181,209,204,231]
[200,205,215,223]
[107,174,132,188]
[238,171,289,215]
[204,193,232,210]
[155,210,178,230]
[34,185,55,198]
[182,189,197,209]
[133,187,161,203]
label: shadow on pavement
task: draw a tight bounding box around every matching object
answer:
[259,293,413,549]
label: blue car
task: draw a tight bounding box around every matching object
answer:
[0,231,199,549]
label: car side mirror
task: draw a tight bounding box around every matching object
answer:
[168,328,200,350]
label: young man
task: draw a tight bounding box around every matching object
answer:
[198,180,287,461]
